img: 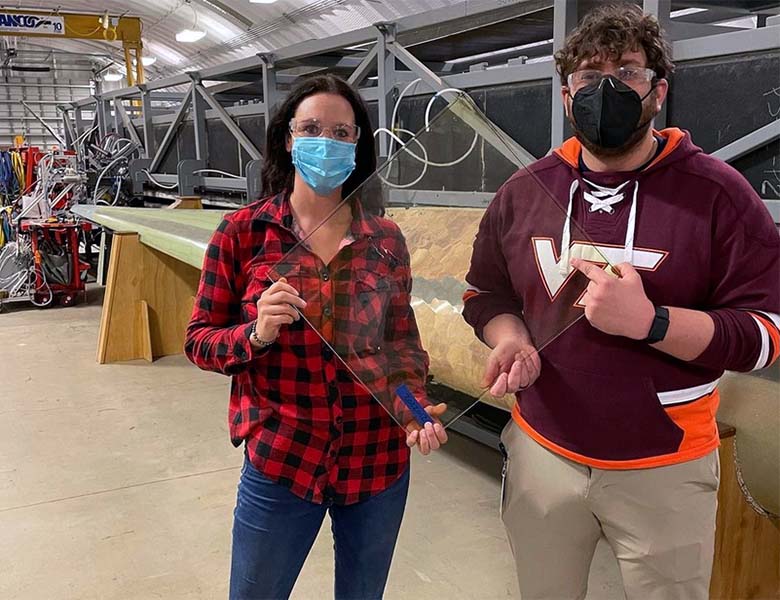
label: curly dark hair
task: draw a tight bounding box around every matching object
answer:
[554,3,674,87]
[260,74,380,213]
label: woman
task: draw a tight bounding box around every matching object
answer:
[185,74,448,600]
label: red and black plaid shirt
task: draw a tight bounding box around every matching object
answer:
[185,192,429,505]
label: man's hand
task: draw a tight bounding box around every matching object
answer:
[406,403,448,456]
[482,338,541,397]
[571,258,655,340]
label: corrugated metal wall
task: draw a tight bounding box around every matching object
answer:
[0,71,94,149]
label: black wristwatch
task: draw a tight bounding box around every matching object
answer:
[644,305,670,344]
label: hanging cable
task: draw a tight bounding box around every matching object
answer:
[142,169,179,190]
[192,169,242,179]
[373,86,479,189]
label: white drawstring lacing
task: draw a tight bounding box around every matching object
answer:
[559,178,640,275]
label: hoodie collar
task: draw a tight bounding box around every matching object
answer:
[554,127,687,173]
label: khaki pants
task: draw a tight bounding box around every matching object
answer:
[500,423,719,600]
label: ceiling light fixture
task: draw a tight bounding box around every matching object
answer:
[249,0,280,4]
[176,2,206,43]
[103,71,123,82]
[133,56,158,67]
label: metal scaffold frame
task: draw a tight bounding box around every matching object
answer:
[58,0,780,216]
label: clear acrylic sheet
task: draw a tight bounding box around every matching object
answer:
[268,94,614,430]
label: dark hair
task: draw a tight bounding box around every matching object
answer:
[554,3,675,86]
[261,74,380,213]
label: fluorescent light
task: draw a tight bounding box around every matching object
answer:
[176,28,206,42]
[249,0,279,3]
[146,41,185,65]
[198,13,242,42]
[670,7,708,18]
[132,56,158,66]
[103,71,123,82]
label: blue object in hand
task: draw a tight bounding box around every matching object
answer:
[396,384,434,426]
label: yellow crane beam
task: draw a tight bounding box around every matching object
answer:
[0,9,144,84]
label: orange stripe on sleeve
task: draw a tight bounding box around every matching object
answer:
[751,312,780,365]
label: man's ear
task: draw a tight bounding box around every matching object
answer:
[653,79,669,111]
[562,86,572,118]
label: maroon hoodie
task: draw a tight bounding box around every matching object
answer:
[463,128,780,469]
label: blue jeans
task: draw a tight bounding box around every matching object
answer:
[229,458,410,600]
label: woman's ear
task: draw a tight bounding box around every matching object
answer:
[286,134,292,153]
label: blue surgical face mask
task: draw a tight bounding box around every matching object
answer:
[291,136,356,196]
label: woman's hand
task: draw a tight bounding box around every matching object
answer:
[254,277,307,344]
[406,403,448,456]
[482,339,541,397]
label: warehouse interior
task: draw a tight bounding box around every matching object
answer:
[0,1,778,599]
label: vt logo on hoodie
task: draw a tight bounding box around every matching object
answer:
[531,238,667,301]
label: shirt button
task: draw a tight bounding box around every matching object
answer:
[323,306,332,317]
[323,346,333,360]
[335,415,343,425]
[321,270,330,281]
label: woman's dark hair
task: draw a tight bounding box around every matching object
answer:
[261,74,381,213]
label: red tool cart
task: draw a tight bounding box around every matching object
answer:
[19,220,92,307]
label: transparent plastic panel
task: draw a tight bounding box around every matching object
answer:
[268,94,614,430]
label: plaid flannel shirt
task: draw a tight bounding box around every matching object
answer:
[185,192,429,505]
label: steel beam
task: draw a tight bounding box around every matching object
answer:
[195,83,262,160]
[131,99,267,127]
[113,100,122,136]
[260,54,282,129]
[551,0,578,150]
[347,46,378,86]
[149,85,193,173]
[376,24,397,159]
[387,41,536,167]
[22,102,65,145]
[388,189,494,208]
[140,87,156,159]
[711,120,780,163]
[672,24,780,60]
[96,99,109,139]
[82,1,551,100]
[60,108,77,148]
[74,107,86,136]
[191,83,209,161]
[114,100,144,148]
[360,61,554,102]
[644,0,670,129]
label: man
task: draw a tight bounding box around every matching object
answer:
[462,4,780,599]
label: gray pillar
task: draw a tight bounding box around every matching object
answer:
[644,0,671,129]
[551,0,579,150]
[191,85,209,162]
[376,23,397,159]
[140,87,156,159]
[261,54,282,131]
[113,99,123,136]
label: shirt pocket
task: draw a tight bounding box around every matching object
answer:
[337,269,395,357]
[241,261,303,323]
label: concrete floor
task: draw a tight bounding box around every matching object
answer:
[0,290,624,600]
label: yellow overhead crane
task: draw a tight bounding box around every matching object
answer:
[0,8,145,85]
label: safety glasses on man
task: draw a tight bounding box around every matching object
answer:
[567,66,655,93]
